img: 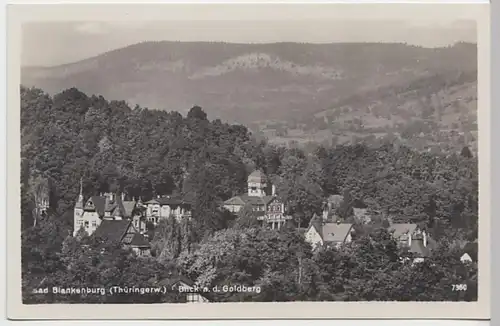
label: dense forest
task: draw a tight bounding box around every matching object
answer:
[21,86,478,303]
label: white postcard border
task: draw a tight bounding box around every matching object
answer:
[6,2,491,320]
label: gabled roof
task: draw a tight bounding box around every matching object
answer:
[84,196,106,216]
[121,201,137,218]
[128,233,150,248]
[308,222,353,243]
[321,223,354,243]
[93,220,132,244]
[462,242,478,261]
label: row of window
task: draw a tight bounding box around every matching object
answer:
[148,209,190,216]
[76,220,97,228]
[250,205,282,212]
[268,205,282,212]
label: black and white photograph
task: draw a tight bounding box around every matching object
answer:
[7,2,491,320]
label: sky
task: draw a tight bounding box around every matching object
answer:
[21,20,477,67]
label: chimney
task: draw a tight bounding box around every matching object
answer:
[336,220,341,225]
[121,192,125,201]
[272,184,276,196]
[423,231,427,247]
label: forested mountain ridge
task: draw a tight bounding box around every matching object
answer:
[21,86,478,303]
[21,41,477,149]
[266,69,477,153]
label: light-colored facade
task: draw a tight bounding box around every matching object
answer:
[223,170,291,229]
[73,181,147,236]
[144,196,192,226]
[304,218,354,251]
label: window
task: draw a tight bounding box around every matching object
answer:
[187,293,197,303]
[84,221,89,228]
[92,221,97,228]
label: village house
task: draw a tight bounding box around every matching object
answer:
[460,241,478,264]
[389,223,426,248]
[143,195,193,226]
[223,170,292,229]
[304,214,354,251]
[389,223,436,263]
[73,180,147,236]
[92,219,151,257]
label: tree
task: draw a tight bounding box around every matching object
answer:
[460,146,473,158]
[231,204,261,229]
[28,173,50,227]
[187,105,207,121]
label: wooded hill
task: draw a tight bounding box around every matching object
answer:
[22,41,477,149]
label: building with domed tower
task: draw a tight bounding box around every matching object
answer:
[223,169,292,229]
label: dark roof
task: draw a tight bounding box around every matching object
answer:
[409,239,431,257]
[129,233,150,248]
[82,193,142,219]
[105,198,117,213]
[108,197,136,218]
[93,220,132,244]
[462,242,478,261]
[85,196,106,216]
[121,201,137,218]
[308,213,322,229]
[224,194,275,207]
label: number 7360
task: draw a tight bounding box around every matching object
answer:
[452,284,467,291]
